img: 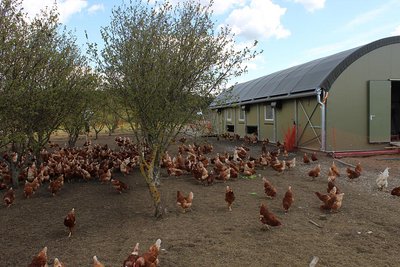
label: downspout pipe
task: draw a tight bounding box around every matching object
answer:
[316,87,326,152]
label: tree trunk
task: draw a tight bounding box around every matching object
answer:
[10,162,20,188]
[140,159,164,218]
[153,151,161,186]
[68,132,79,147]
[106,123,117,136]
[94,129,101,140]
[92,125,104,140]
[153,165,161,186]
[148,181,164,218]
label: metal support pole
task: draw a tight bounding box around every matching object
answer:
[316,87,326,151]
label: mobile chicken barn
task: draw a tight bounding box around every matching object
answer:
[210,36,400,155]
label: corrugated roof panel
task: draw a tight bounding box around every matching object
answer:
[248,71,283,99]
[239,76,267,100]
[279,60,324,94]
[266,66,301,96]
[289,49,356,93]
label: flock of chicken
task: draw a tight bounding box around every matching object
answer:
[0,137,162,266]
[27,238,162,267]
[166,137,400,231]
[2,134,400,265]
[1,137,139,209]
[167,139,348,229]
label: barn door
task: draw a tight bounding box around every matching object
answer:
[296,97,321,150]
[368,80,391,143]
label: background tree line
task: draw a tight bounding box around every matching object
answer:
[0,0,103,186]
[0,0,260,217]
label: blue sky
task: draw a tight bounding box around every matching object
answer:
[20,0,400,85]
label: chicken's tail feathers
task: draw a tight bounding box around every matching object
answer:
[259,203,267,213]
[329,186,337,194]
[93,256,99,263]
[155,238,162,250]
[309,256,319,267]
[381,167,390,176]
[41,246,48,255]
[315,192,322,199]
[132,242,140,255]
[188,192,194,201]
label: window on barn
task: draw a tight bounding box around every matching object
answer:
[227,125,234,132]
[246,126,258,134]
[226,108,232,121]
[239,107,245,121]
[264,104,274,122]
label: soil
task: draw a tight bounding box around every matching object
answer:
[1,133,400,266]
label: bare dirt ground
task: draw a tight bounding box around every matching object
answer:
[1,133,400,266]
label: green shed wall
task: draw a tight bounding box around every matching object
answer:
[259,104,275,142]
[244,104,258,136]
[326,43,400,151]
[275,100,295,143]
[234,107,245,137]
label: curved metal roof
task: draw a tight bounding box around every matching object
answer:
[212,36,400,108]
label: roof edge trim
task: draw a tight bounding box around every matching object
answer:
[210,90,317,110]
[321,35,400,91]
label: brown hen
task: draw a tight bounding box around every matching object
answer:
[225,186,235,211]
[330,161,341,177]
[308,164,321,180]
[93,256,105,267]
[391,186,400,196]
[262,177,277,199]
[259,203,282,230]
[28,246,48,267]
[282,186,294,212]
[24,181,34,198]
[177,190,194,213]
[123,243,140,267]
[111,178,129,193]
[64,208,76,238]
[303,153,310,164]
[3,187,15,207]
[346,164,361,179]
[135,239,162,267]
[48,176,63,196]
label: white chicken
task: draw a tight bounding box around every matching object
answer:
[376,167,389,191]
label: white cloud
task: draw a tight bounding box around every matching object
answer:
[21,0,88,23]
[210,0,247,15]
[293,0,325,12]
[224,0,290,41]
[391,25,400,36]
[88,4,105,14]
[344,1,399,30]
[58,0,87,22]
[303,27,396,60]
[345,8,385,30]
[167,0,246,15]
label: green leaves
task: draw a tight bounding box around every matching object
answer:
[0,0,95,154]
[93,0,260,148]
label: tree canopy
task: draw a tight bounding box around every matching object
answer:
[0,0,96,186]
[90,0,261,217]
